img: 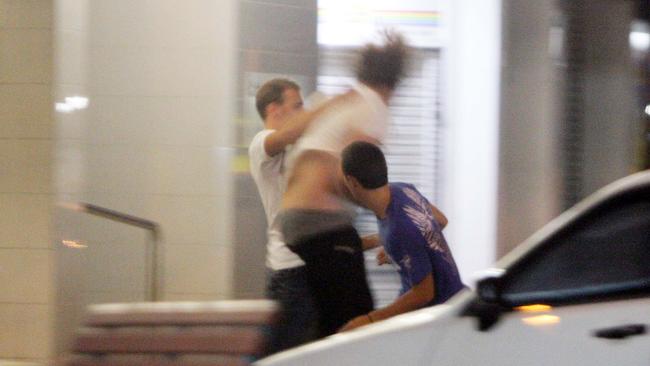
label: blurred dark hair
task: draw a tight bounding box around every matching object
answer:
[255,78,300,120]
[356,31,409,91]
[342,141,388,189]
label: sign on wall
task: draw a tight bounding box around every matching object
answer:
[318,0,448,48]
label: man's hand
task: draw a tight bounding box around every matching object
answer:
[339,314,372,332]
[376,247,391,265]
[429,203,448,229]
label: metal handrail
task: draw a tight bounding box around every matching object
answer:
[58,202,163,301]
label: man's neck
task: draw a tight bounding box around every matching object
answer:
[367,185,391,220]
[363,84,392,105]
[264,118,281,130]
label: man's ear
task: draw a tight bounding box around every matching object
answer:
[265,102,279,118]
[345,175,361,189]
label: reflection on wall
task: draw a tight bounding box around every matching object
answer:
[558,0,639,205]
[233,0,318,299]
[631,18,650,169]
[53,0,238,357]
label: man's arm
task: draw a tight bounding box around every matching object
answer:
[361,234,381,251]
[429,203,448,229]
[264,92,352,156]
[263,109,317,157]
[340,273,434,332]
[341,217,436,332]
[370,273,434,320]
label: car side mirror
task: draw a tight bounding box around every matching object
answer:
[462,276,506,331]
[477,276,501,303]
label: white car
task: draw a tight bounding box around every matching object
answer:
[256,171,650,366]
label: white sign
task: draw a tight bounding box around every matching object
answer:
[318,0,448,48]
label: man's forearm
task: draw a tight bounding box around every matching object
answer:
[369,274,434,322]
[361,234,380,250]
[264,108,319,156]
[264,93,352,156]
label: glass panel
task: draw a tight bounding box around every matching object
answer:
[54,205,150,355]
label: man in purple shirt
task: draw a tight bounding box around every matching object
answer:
[339,141,465,331]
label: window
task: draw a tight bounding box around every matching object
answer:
[498,189,650,306]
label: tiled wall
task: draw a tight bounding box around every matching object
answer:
[232,0,318,298]
[0,0,55,361]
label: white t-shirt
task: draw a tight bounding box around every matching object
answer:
[289,83,389,164]
[248,129,305,271]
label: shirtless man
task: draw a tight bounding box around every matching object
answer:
[277,32,409,337]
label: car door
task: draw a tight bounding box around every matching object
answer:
[434,297,650,366]
[434,177,650,366]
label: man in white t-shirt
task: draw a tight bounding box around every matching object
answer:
[248,78,345,353]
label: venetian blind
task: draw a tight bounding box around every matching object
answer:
[317,46,444,306]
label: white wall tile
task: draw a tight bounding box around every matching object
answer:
[0,194,52,248]
[0,140,53,193]
[54,0,88,32]
[52,141,85,194]
[53,84,88,140]
[144,195,231,246]
[0,303,53,359]
[88,46,220,97]
[89,0,221,49]
[1,121,51,140]
[78,145,232,196]
[53,110,86,140]
[0,29,52,83]
[74,145,148,194]
[84,96,227,147]
[162,243,232,297]
[0,0,52,29]
[0,84,52,139]
[0,0,6,25]
[0,249,53,303]
[54,30,87,85]
[147,146,233,196]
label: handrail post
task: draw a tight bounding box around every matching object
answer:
[59,202,163,301]
[150,228,163,301]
